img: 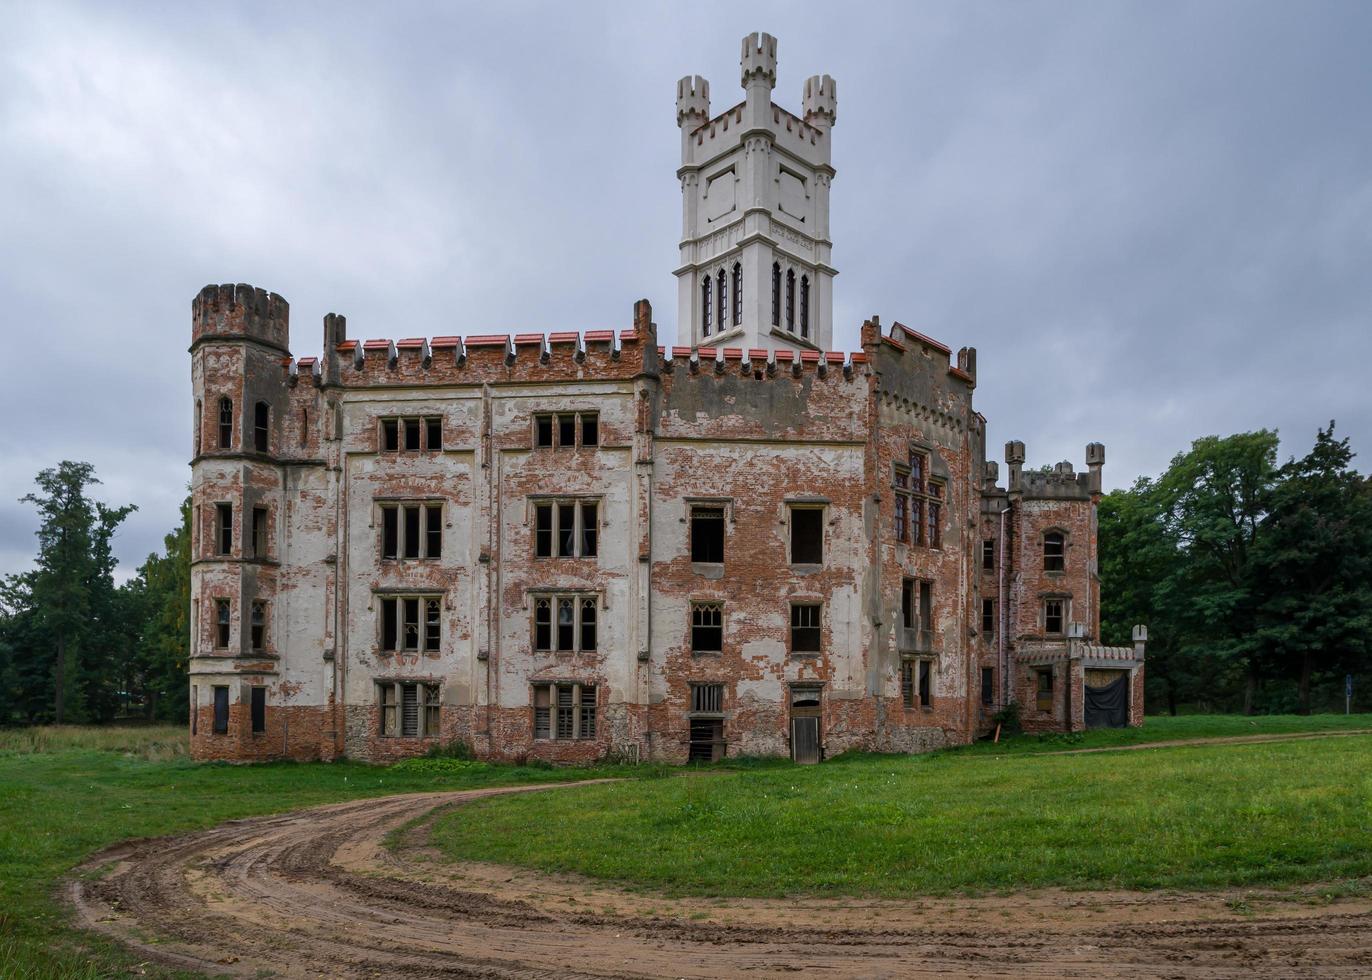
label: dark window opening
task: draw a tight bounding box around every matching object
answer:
[402,597,420,651]
[689,718,724,762]
[425,598,440,650]
[1036,668,1054,712]
[1044,532,1065,572]
[918,660,932,707]
[580,598,597,651]
[557,503,576,557]
[253,401,269,453]
[717,269,727,333]
[215,599,231,648]
[404,418,421,451]
[919,581,933,633]
[558,414,576,448]
[982,539,995,571]
[789,507,823,564]
[382,598,397,651]
[691,603,723,653]
[382,418,399,451]
[771,262,781,326]
[731,262,742,326]
[535,414,554,447]
[556,597,574,650]
[426,504,442,559]
[981,598,995,635]
[901,579,915,630]
[799,275,810,339]
[535,503,553,557]
[981,667,994,706]
[250,686,266,733]
[690,506,725,563]
[702,278,712,335]
[534,598,551,650]
[216,503,233,556]
[927,482,943,548]
[191,685,198,735]
[581,502,598,557]
[212,686,229,734]
[534,499,596,558]
[785,268,795,330]
[403,505,421,559]
[426,417,442,451]
[382,506,399,560]
[535,412,598,449]
[218,398,233,449]
[581,413,599,446]
[379,594,441,653]
[533,594,596,652]
[790,604,821,653]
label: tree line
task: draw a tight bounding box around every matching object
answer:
[0,462,188,724]
[1,423,1369,725]
[1100,423,1372,715]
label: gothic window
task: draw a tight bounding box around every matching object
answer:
[785,269,796,331]
[250,601,267,650]
[800,275,810,339]
[214,599,231,648]
[218,397,233,449]
[717,269,727,332]
[531,683,596,740]
[378,595,442,653]
[701,279,712,336]
[892,452,944,548]
[771,262,781,326]
[691,602,723,653]
[532,594,597,652]
[731,262,743,325]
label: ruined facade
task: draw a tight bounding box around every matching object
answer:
[188,34,1144,764]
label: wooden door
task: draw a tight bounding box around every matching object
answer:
[790,689,822,764]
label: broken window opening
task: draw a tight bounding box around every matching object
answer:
[771,262,781,326]
[691,602,723,653]
[251,507,268,559]
[382,418,399,451]
[1036,668,1054,712]
[532,593,597,652]
[250,686,266,734]
[533,411,598,449]
[253,401,270,453]
[216,503,233,556]
[893,452,943,548]
[732,262,743,326]
[1044,598,1065,636]
[790,603,821,654]
[800,274,810,339]
[1043,531,1065,572]
[981,598,995,636]
[218,397,233,449]
[717,269,727,334]
[426,417,443,451]
[378,594,442,653]
[690,505,725,563]
[214,599,231,648]
[558,414,576,448]
[918,659,933,708]
[535,414,554,448]
[981,667,994,706]
[250,600,266,651]
[379,501,442,561]
[789,506,824,564]
[533,499,598,558]
[702,278,712,336]
[581,413,599,447]
[982,538,995,571]
[379,416,441,453]
[785,268,795,330]
[532,682,596,740]
[404,418,421,451]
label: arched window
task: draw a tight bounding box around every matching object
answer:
[218,398,233,449]
[701,278,712,336]
[254,402,270,453]
[785,269,796,331]
[1043,531,1065,572]
[771,263,781,326]
[732,263,743,326]
[800,275,810,339]
[716,269,727,333]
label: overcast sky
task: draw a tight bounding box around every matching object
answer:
[1,1,1369,582]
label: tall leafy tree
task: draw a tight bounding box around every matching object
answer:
[14,461,135,723]
[126,496,192,721]
[1252,423,1372,712]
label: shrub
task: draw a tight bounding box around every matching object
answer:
[991,701,1023,737]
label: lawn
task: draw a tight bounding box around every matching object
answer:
[428,730,1372,898]
[0,726,656,979]
[960,711,1372,754]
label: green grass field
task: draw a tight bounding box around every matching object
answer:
[1,717,1369,978]
[0,727,655,979]
[428,718,1372,898]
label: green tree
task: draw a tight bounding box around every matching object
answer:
[125,496,192,721]
[14,461,135,723]
[1252,423,1372,713]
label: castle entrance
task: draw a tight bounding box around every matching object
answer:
[789,686,823,763]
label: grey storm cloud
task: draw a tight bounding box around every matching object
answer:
[1,0,1369,581]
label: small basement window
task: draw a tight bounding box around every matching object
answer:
[789,506,824,564]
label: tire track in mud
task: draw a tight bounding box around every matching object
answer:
[68,781,1372,978]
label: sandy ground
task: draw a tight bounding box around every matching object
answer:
[68,776,1372,979]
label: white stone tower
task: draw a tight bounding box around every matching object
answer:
[675,33,837,352]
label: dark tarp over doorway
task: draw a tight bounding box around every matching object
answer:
[1084,673,1129,728]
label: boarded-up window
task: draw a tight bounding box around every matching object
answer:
[212,686,229,734]
[531,683,596,740]
[250,686,266,733]
[789,507,823,564]
[690,506,724,563]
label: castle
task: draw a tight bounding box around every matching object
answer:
[188,34,1145,764]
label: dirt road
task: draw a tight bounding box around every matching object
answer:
[70,782,1372,978]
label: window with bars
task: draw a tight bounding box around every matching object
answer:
[215,503,233,556]
[532,683,596,740]
[379,416,442,452]
[218,397,233,449]
[379,595,442,653]
[690,505,725,563]
[533,411,599,448]
[892,452,944,548]
[533,499,598,558]
[688,682,725,762]
[378,681,441,737]
[380,502,443,561]
[250,600,267,650]
[790,603,821,654]
[532,595,597,652]
[690,683,723,713]
[691,602,723,653]
[214,599,231,648]
[1043,531,1066,572]
[253,401,270,453]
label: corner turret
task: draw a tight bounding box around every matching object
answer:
[803,74,837,131]
[192,283,290,353]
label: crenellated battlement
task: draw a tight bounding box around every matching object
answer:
[803,74,837,130]
[997,440,1106,500]
[676,75,710,128]
[740,32,777,88]
[192,283,290,353]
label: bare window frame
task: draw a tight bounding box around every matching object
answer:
[531,681,597,740]
[532,411,600,450]
[531,592,598,653]
[690,601,724,654]
[531,497,598,559]
[378,415,443,453]
[378,500,444,562]
[378,593,443,654]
